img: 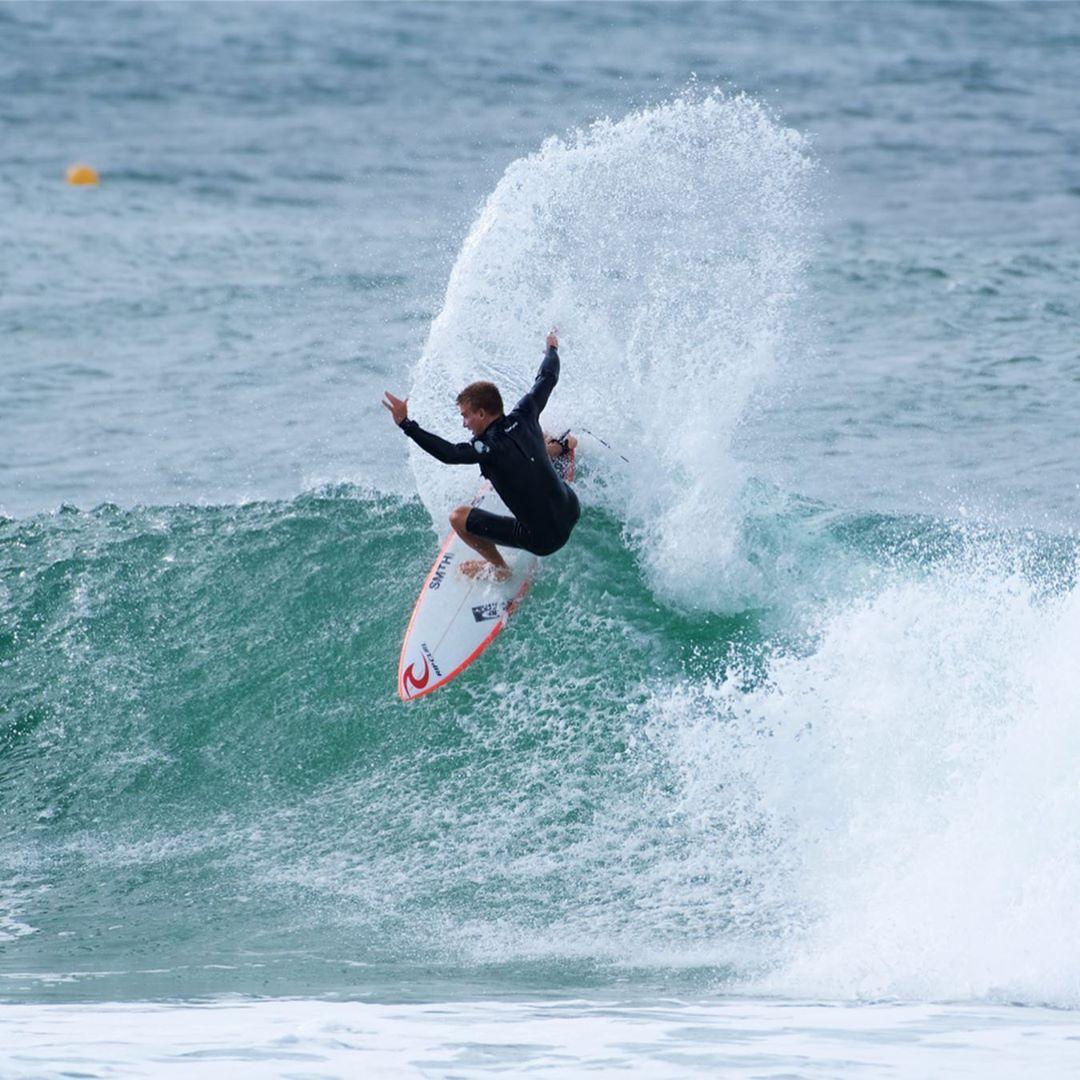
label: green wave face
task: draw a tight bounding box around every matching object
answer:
[3,490,1079,1004]
[0,490,757,1000]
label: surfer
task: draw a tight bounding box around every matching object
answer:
[383,330,579,581]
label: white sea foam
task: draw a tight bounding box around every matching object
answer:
[409,91,814,610]
[3,997,1078,1078]
[644,552,1080,1007]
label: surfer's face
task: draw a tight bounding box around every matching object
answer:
[459,404,490,437]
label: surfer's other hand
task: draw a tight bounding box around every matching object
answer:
[546,328,558,349]
[382,391,408,425]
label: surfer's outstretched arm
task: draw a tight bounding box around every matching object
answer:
[399,419,481,465]
[383,389,481,465]
[512,331,560,419]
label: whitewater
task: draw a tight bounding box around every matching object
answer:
[4,2,1080,1076]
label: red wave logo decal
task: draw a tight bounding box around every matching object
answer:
[401,655,431,697]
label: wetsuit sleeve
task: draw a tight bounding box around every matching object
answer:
[512,346,559,419]
[399,419,481,464]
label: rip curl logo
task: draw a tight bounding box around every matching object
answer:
[401,655,430,697]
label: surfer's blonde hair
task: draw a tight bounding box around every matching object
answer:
[456,381,503,416]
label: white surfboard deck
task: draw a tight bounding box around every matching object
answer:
[398,449,574,701]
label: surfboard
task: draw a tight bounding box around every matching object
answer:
[397,446,574,701]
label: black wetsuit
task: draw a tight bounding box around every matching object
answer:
[399,346,580,556]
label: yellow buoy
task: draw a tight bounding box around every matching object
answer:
[66,163,100,186]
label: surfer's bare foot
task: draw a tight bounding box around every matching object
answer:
[460,559,511,582]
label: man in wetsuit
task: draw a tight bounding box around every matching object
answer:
[382,330,579,581]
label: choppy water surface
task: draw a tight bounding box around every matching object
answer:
[3,2,1080,1076]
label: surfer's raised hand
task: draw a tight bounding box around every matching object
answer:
[382,391,408,425]
[546,328,558,350]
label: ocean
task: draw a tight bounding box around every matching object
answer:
[3,1,1080,1075]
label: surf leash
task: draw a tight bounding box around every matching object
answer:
[580,428,631,464]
